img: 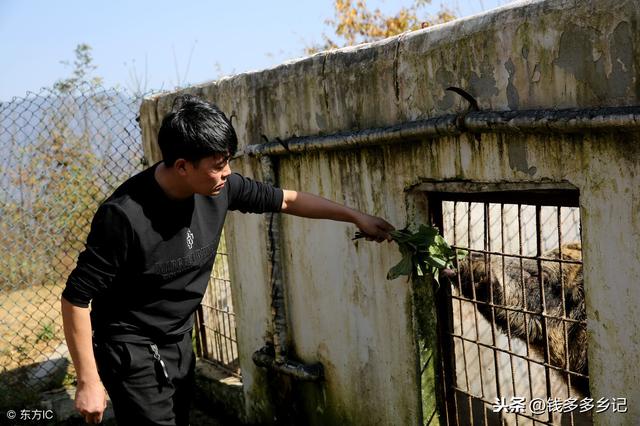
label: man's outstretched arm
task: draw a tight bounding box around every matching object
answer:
[280,190,394,242]
[61,297,106,424]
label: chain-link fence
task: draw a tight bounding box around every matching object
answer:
[0,84,147,407]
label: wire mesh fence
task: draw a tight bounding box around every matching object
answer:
[195,233,241,378]
[0,84,147,407]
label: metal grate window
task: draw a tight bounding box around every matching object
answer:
[195,232,241,378]
[430,190,590,425]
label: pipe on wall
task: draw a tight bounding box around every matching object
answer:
[238,105,640,158]
[260,155,288,363]
[252,155,324,381]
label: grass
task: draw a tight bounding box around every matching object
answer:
[37,323,56,343]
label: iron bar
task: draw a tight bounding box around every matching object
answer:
[450,246,582,264]
[449,294,584,325]
[450,335,589,380]
[196,305,209,360]
[485,203,504,415]
[536,205,554,424]
[467,202,488,405]
[518,204,535,403]
[501,205,519,402]
[193,311,203,358]
[429,195,458,425]
[558,207,576,426]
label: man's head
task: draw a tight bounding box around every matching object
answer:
[158,95,238,167]
[157,95,237,197]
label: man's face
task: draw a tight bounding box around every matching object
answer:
[185,154,232,196]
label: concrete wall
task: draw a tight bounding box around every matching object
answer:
[139,0,640,424]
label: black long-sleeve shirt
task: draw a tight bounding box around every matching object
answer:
[62,162,283,343]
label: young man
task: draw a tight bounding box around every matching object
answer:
[61,95,394,425]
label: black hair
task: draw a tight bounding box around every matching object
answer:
[157,95,238,166]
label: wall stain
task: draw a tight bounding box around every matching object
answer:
[554,21,633,102]
[469,56,499,100]
[507,139,537,176]
[435,66,455,110]
[505,58,520,109]
[609,21,634,99]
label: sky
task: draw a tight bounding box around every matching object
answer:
[0,0,510,102]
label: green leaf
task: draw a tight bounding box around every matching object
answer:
[383,224,458,288]
[425,256,447,269]
[387,254,414,280]
[428,244,444,257]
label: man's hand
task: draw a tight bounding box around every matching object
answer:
[354,212,395,243]
[75,379,107,424]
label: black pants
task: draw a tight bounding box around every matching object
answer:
[93,332,195,426]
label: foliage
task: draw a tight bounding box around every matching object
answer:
[308,0,456,53]
[0,44,106,290]
[36,322,56,343]
[54,43,103,94]
[358,225,466,285]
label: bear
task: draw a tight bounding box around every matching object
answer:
[453,243,589,396]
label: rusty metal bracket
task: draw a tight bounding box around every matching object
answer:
[446,86,481,142]
[253,344,324,381]
[260,134,291,154]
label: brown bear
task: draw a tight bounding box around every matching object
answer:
[453,243,588,396]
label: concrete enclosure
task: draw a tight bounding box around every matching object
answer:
[140,0,640,424]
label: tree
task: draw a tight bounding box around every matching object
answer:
[54,43,103,94]
[308,0,455,53]
[0,44,105,290]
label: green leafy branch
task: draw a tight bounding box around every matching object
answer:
[357,225,466,285]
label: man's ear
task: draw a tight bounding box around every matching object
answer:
[174,158,188,176]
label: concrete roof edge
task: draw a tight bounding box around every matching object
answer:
[143,0,562,100]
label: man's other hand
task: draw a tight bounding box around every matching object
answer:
[355,213,395,242]
[75,379,107,424]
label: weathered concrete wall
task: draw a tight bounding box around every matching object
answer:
[140,0,640,424]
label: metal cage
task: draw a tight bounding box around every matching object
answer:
[429,190,590,425]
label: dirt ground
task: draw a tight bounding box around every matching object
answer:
[0,281,66,372]
[0,283,233,425]
[56,407,227,425]
[0,280,71,411]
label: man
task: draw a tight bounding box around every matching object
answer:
[61,95,394,425]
